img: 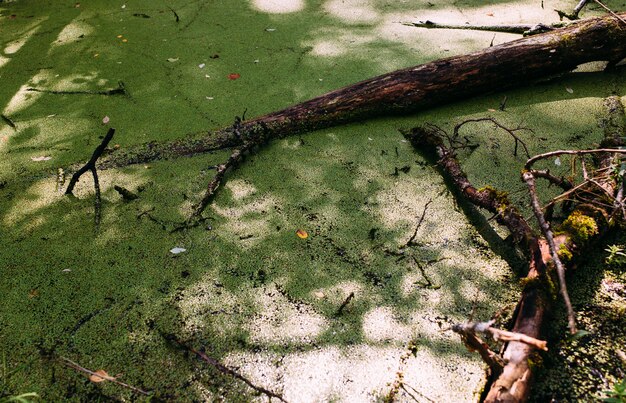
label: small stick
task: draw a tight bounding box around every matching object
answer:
[523,172,577,334]
[66,128,115,229]
[161,333,288,402]
[27,81,128,96]
[335,292,355,316]
[592,0,626,25]
[451,323,505,372]
[525,148,626,170]
[453,321,548,351]
[403,199,432,247]
[168,6,180,22]
[1,114,17,131]
[453,117,531,158]
[59,356,150,396]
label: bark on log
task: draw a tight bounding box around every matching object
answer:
[100,13,626,170]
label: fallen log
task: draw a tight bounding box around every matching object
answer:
[99,13,626,170]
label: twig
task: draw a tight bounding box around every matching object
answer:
[190,119,269,221]
[523,172,577,334]
[335,292,355,316]
[453,117,531,158]
[1,114,17,131]
[451,323,505,372]
[401,383,435,403]
[168,6,180,23]
[66,128,116,229]
[453,321,548,351]
[556,0,589,20]
[400,21,562,35]
[592,0,626,25]
[403,199,432,247]
[27,81,128,96]
[161,333,288,402]
[530,169,573,191]
[412,257,441,290]
[58,356,150,396]
[525,148,626,170]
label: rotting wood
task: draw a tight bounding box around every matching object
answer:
[96,13,626,172]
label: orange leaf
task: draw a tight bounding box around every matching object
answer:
[228,73,241,80]
[89,369,115,383]
[486,12,494,16]
[296,229,308,239]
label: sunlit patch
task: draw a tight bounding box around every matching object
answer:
[246,283,328,344]
[310,280,363,303]
[4,26,39,54]
[251,0,304,14]
[363,306,412,343]
[212,194,279,244]
[225,341,484,401]
[305,28,376,58]
[0,55,10,69]
[47,71,103,92]
[52,20,93,48]
[3,84,43,116]
[226,179,257,200]
[224,345,402,401]
[177,271,241,336]
[2,177,61,228]
[324,0,379,24]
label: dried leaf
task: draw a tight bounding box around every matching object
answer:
[89,369,115,383]
[102,116,110,124]
[228,73,241,80]
[296,229,308,239]
[167,57,179,62]
[486,12,494,16]
[565,87,574,94]
[170,247,186,254]
[31,156,52,161]
[313,291,325,299]
[198,63,206,68]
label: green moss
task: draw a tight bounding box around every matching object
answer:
[557,244,573,263]
[562,211,599,244]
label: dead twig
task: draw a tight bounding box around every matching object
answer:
[453,117,531,158]
[525,148,626,170]
[400,20,563,36]
[1,114,17,131]
[66,128,115,229]
[453,321,548,351]
[58,356,150,396]
[523,171,577,334]
[189,118,269,222]
[592,0,626,25]
[403,199,432,247]
[335,292,355,316]
[27,81,128,96]
[556,0,589,20]
[451,323,505,373]
[161,333,288,402]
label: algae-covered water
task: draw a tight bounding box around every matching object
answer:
[1,0,625,401]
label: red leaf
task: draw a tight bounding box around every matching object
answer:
[228,73,241,80]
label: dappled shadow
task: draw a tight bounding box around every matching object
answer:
[1,0,625,401]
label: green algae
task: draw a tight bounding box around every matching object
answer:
[0,0,624,401]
